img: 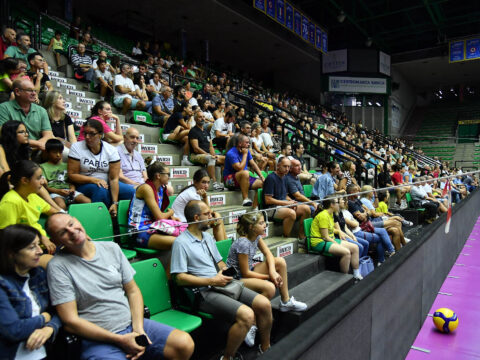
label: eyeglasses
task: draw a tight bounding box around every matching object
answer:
[84,131,99,137]
[19,88,36,93]
[159,172,170,177]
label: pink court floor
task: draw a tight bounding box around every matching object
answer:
[406,217,480,360]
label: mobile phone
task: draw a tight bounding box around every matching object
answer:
[222,267,238,278]
[135,334,149,347]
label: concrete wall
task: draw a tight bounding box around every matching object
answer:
[389,67,417,136]
[262,189,480,360]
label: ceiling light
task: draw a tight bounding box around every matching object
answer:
[375,102,381,106]
[368,102,372,106]
[337,11,346,23]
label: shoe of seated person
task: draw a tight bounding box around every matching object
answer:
[385,250,396,258]
[244,325,257,347]
[220,353,244,360]
[213,182,224,191]
[242,198,253,206]
[279,296,308,312]
[404,237,411,243]
[402,220,414,227]
[181,158,194,166]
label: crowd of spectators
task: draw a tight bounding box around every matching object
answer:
[1,20,480,360]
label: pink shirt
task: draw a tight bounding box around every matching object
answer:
[77,116,113,141]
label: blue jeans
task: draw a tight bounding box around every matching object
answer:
[355,229,394,263]
[346,237,369,257]
[76,181,136,207]
[80,319,174,359]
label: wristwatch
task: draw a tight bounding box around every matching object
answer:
[113,201,119,205]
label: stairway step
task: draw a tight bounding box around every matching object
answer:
[283,253,326,289]
[270,271,354,338]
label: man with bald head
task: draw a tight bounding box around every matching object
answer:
[0,27,16,59]
[286,158,317,216]
[0,78,53,150]
[118,127,147,186]
[147,86,173,125]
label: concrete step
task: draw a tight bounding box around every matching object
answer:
[270,270,354,339]
[283,253,327,289]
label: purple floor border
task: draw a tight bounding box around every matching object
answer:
[406,218,480,360]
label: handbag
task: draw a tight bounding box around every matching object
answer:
[211,280,245,300]
[149,219,188,237]
[359,220,375,233]
[204,239,245,300]
[359,256,374,277]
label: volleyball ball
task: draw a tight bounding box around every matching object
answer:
[433,308,458,333]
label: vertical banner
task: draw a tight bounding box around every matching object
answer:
[276,0,285,24]
[301,15,309,41]
[266,0,276,18]
[315,26,322,50]
[449,41,465,63]
[253,0,266,12]
[308,22,315,45]
[466,39,480,60]
[285,2,294,31]
[294,10,302,37]
[322,30,328,53]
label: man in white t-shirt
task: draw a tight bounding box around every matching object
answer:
[113,64,147,115]
[210,110,235,150]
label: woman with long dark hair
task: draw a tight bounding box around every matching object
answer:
[171,168,226,241]
[0,120,30,175]
[128,161,179,250]
[0,224,61,358]
[0,160,58,254]
[0,57,19,103]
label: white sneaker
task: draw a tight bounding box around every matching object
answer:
[242,198,253,207]
[353,273,364,281]
[402,220,414,227]
[213,182,224,191]
[400,200,408,209]
[279,296,308,312]
[244,325,257,347]
[181,158,194,166]
[404,237,411,243]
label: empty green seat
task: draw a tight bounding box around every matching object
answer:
[69,202,136,260]
[303,184,313,198]
[303,218,333,257]
[132,259,202,332]
[216,238,233,262]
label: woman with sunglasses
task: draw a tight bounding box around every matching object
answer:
[67,119,135,216]
[128,161,180,250]
[0,224,61,358]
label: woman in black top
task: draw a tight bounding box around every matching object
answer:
[43,90,77,150]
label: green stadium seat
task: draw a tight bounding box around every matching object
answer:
[303,218,333,257]
[303,184,313,198]
[132,259,202,332]
[69,202,136,260]
[132,111,157,126]
[216,238,233,262]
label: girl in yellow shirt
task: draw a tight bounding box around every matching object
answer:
[0,160,57,255]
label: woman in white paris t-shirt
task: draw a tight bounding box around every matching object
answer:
[68,119,135,215]
[171,168,226,241]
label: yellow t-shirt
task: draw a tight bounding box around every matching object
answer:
[376,201,388,214]
[310,210,334,247]
[0,190,50,236]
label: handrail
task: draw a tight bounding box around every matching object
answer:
[229,91,378,186]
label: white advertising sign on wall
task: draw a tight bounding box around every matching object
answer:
[329,76,387,94]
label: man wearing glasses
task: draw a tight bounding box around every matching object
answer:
[171,200,273,359]
[0,78,53,151]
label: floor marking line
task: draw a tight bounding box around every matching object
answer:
[411,346,431,353]
[447,276,460,279]
[438,292,452,296]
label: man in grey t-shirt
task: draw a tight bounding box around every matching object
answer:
[46,213,194,360]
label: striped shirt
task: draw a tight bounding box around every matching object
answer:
[71,53,92,68]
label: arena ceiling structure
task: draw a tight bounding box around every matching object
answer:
[295,0,480,56]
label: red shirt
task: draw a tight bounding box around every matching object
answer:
[0,37,16,59]
[391,172,403,185]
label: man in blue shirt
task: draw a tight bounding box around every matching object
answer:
[171,200,272,357]
[286,159,317,216]
[264,157,311,239]
[312,161,345,200]
[223,134,264,207]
